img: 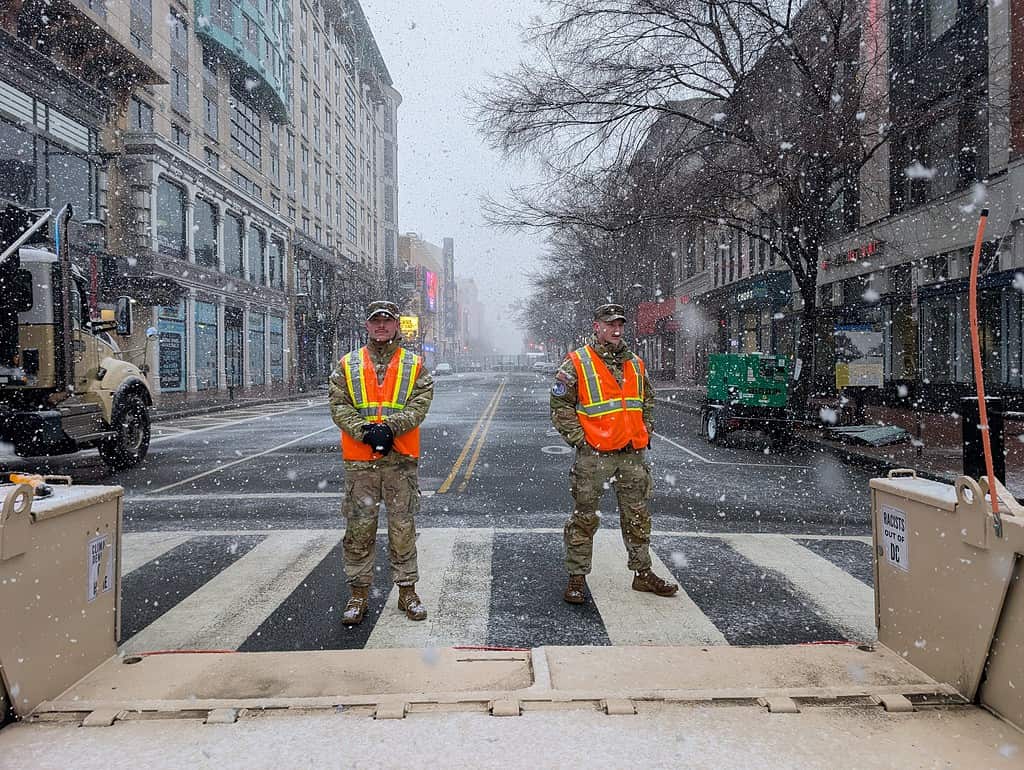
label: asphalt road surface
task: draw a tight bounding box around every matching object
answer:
[2,372,878,652]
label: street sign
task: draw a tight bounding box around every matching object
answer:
[401,315,419,337]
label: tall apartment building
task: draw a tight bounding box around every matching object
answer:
[289,0,400,389]
[0,0,399,403]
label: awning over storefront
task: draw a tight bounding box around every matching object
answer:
[636,299,676,336]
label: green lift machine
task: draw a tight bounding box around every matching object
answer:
[700,352,795,446]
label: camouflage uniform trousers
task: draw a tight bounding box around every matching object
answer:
[341,454,420,587]
[564,445,654,575]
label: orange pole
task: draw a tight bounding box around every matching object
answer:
[967,208,1000,522]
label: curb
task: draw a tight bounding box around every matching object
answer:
[797,434,958,486]
[150,393,322,424]
[656,393,962,486]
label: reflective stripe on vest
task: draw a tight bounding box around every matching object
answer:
[343,347,419,421]
[574,346,644,417]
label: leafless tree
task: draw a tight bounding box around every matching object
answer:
[479,0,892,401]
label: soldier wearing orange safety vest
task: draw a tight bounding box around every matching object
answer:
[329,300,434,626]
[550,303,679,605]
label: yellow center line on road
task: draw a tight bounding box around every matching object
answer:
[456,382,505,493]
[436,381,505,494]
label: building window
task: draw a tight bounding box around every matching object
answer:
[156,178,186,258]
[171,66,189,113]
[171,124,189,150]
[130,0,152,55]
[230,93,261,170]
[248,312,266,385]
[204,147,219,170]
[204,96,219,139]
[223,212,244,277]
[248,225,265,284]
[195,300,219,390]
[194,198,218,268]
[269,238,284,289]
[129,97,153,131]
[269,316,284,382]
[929,0,957,41]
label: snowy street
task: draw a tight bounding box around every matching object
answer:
[4,372,878,652]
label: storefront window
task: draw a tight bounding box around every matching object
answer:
[194,199,218,268]
[48,145,95,219]
[195,300,219,390]
[223,212,244,277]
[269,315,284,382]
[0,119,38,206]
[157,301,187,392]
[156,178,186,258]
[248,312,266,385]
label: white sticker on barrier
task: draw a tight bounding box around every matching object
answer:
[86,534,114,602]
[880,505,909,572]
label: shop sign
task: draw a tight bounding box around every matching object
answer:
[400,315,420,337]
[821,240,883,271]
[728,271,792,308]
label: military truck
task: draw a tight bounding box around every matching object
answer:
[0,204,154,469]
[701,351,795,446]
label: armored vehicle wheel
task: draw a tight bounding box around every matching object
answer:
[99,394,151,469]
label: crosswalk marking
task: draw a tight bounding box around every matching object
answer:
[588,531,728,646]
[366,529,493,649]
[722,534,876,643]
[121,532,193,575]
[118,528,876,652]
[122,531,337,653]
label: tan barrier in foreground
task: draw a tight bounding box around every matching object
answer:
[871,469,1024,730]
[0,482,123,716]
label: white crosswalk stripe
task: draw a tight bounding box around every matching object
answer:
[120,528,875,651]
[722,533,876,643]
[121,532,193,575]
[588,531,728,646]
[121,530,338,653]
[366,529,493,649]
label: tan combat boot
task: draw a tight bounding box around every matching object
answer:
[342,584,370,626]
[632,569,679,597]
[398,585,427,621]
[564,574,587,604]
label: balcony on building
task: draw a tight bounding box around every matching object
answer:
[193,0,290,122]
[13,0,164,90]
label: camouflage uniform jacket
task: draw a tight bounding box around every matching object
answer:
[328,338,435,469]
[550,336,656,448]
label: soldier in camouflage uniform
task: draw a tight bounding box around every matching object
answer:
[551,303,679,604]
[329,300,434,625]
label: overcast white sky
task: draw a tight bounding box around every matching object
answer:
[361,0,547,353]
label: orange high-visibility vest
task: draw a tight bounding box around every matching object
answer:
[339,346,422,461]
[568,345,649,451]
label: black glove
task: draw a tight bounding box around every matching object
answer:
[362,423,395,455]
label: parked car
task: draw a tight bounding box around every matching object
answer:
[434,362,453,375]
[532,360,558,374]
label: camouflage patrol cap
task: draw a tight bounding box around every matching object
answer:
[593,303,627,322]
[365,300,401,320]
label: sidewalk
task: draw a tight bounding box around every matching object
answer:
[149,392,323,423]
[652,379,1024,498]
